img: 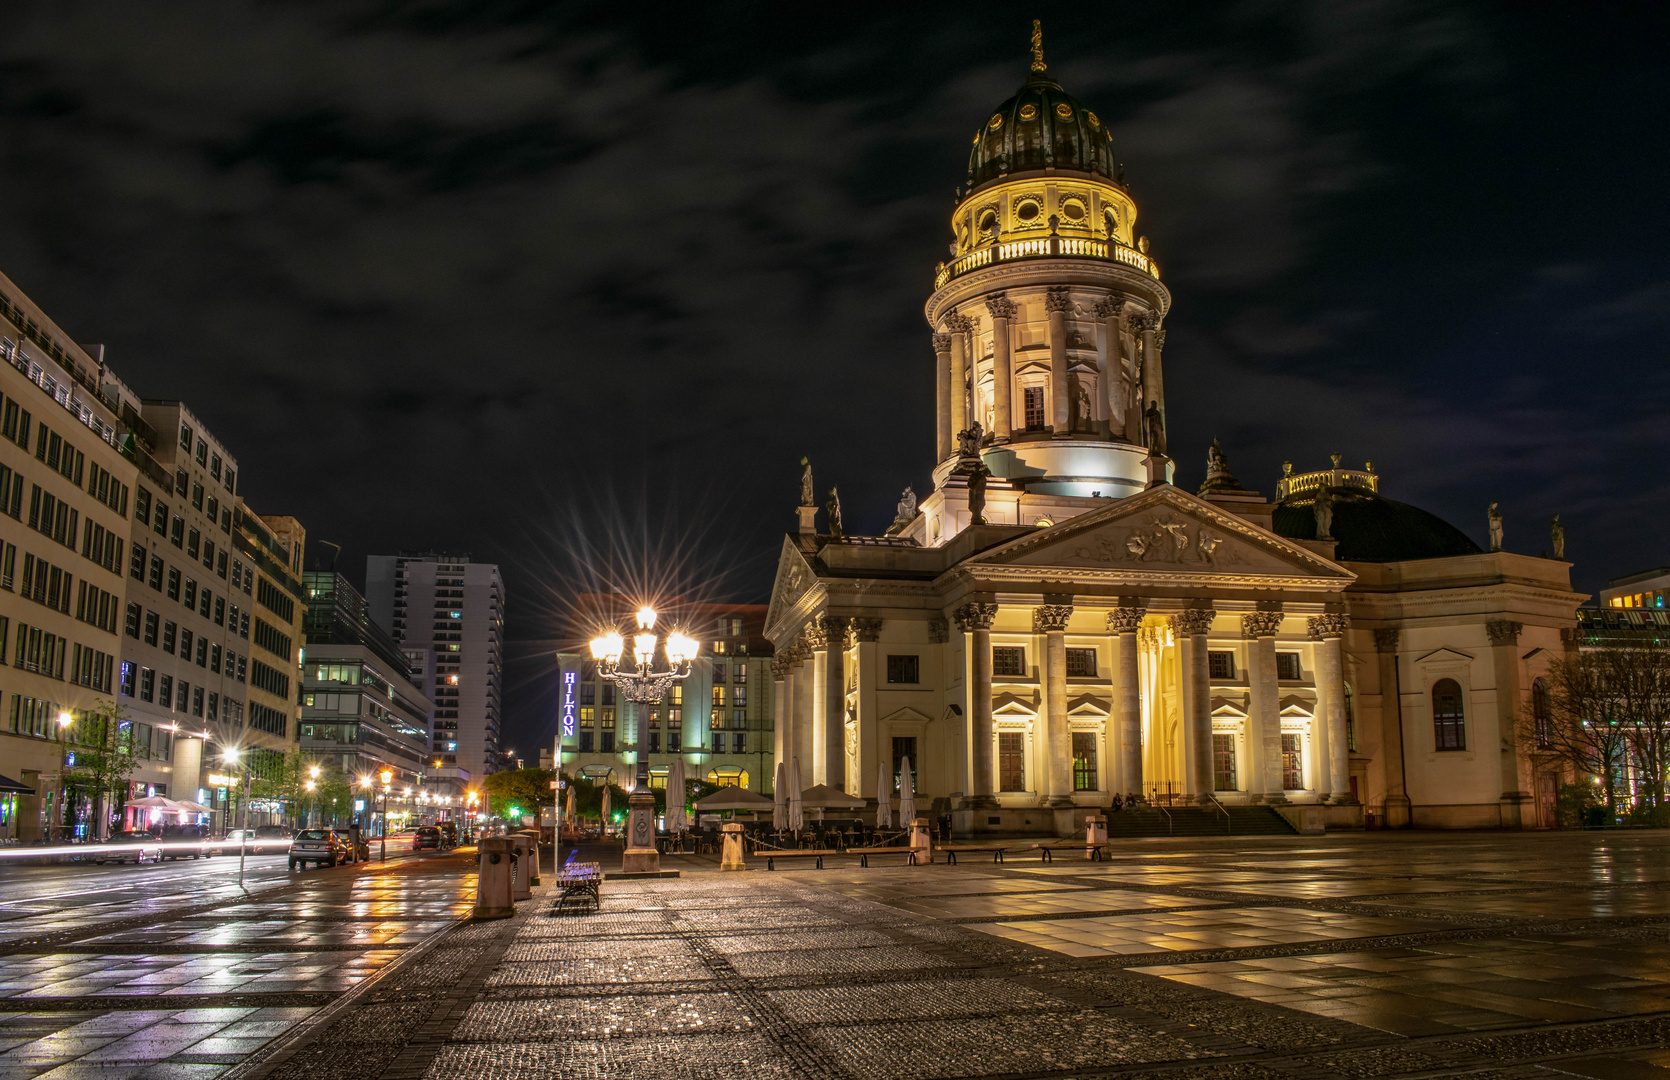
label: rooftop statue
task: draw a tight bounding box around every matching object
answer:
[1551,513,1565,561]
[956,420,985,459]
[1488,502,1503,552]
[827,487,844,539]
[799,457,814,507]
[968,465,989,526]
[892,486,918,529]
[1313,486,1335,541]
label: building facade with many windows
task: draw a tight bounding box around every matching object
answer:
[366,553,502,787]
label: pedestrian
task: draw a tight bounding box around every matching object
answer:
[1112,793,1123,813]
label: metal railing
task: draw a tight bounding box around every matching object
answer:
[935,234,1159,289]
[1205,794,1232,834]
[1154,802,1172,835]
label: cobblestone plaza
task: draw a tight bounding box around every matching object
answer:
[7,831,1666,1079]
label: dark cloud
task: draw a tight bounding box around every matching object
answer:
[1,0,1667,750]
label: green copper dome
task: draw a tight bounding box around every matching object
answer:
[965,70,1120,194]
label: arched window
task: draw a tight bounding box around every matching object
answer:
[1432,678,1466,751]
[1532,678,1552,749]
[706,768,748,789]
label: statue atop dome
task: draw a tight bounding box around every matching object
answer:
[1030,19,1046,73]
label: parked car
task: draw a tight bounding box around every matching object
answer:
[217,828,293,855]
[159,823,213,860]
[289,829,354,869]
[413,825,442,850]
[92,830,164,865]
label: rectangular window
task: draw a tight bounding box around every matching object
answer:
[600,731,615,753]
[158,673,173,709]
[734,663,747,684]
[1208,651,1236,679]
[124,602,142,638]
[600,683,615,706]
[648,732,661,753]
[578,732,594,753]
[130,542,146,581]
[210,644,221,673]
[1071,731,1098,791]
[187,529,199,559]
[1065,648,1097,677]
[183,578,197,610]
[148,555,163,591]
[1212,733,1238,791]
[161,620,177,654]
[891,735,918,791]
[1281,733,1303,790]
[170,516,184,547]
[153,501,167,535]
[143,610,159,645]
[1276,653,1302,681]
[732,685,746,707]
[998,731,1026,792]
[991,646,1026,677]
[140,667,154,702]
[886,654,920,684]
[1023,385,1046,428]
[119,661,135,697]
[167,567,180,601]
[668,732,681,753]
[711,685,725,707]
[732,732,746,754]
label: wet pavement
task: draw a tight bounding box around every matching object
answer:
[7,831,1670,1079]
[0,849,473,1079]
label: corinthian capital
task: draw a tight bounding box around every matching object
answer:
[944,313,974,334]
[1093,295,1126,320]
[1044,287,1074,314]
[1486,619,1523,646]
[1032,604,1073,633]
[1129,311,1160,334]
[1241,611,1284,639]
[985,294,1017,321]
[1155,328,1166,351]
[932,332,953,353]
[801,622,827,650]
[850,617,883,643]
[1106,607,1146,633]
[1307,613,1351,640]
[817,616,850,648]
[1169,609,1215,637]
[953,602,999,632]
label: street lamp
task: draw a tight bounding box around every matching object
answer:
[589,604,697,873]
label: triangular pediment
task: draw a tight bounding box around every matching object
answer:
[1211,698,1248,717]
[1415,647,1474,665]
[879,706,934,726]
[960,485,1354,588]
[993,694,1037,717]
[765,538,819,637]
[1067,693,1110,716]
[1280,700,1315,717]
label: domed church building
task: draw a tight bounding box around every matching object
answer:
[764,30,1583,834]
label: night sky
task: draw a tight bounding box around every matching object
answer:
[2,2,1666,752]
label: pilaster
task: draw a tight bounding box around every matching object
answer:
[954,602,999,806]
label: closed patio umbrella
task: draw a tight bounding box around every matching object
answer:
[565,786,576,823]
[788,759,804,831]
[600,786,612,835]
[773,762,788,830]
[666,760,687,832]
[898,756,916,825]
[875,759,892,829]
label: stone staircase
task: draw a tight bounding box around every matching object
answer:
[1103,805,1297,838]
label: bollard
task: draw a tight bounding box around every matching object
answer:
[908,817,933,865]
[474,837,515,919]
[1085,814,1107,860]
[509,833,534,901]
[720,822,746,871]
[520,829,542,886]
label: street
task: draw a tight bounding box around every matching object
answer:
[0,849,474,1078]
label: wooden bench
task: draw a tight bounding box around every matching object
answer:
[1029,843,1108,864]
[855,848,923,867]
[940,845,1008,866]
[555,860,602,911]
[764,849,840,871]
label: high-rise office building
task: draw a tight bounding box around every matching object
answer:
[300,571,436,812]
[366,553,503,783]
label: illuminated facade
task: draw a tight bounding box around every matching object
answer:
[764,35,1584,835]
[556,602,777,795]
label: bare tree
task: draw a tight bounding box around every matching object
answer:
[1523,632,1670,821]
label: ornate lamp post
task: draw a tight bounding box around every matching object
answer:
[590,606,697,874]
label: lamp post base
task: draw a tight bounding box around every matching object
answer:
[621,788,660,874]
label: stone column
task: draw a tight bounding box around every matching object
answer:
[851,618,882,800]
[1488,619,1531,827]
[1170,609,1216,801]
[955,602,999,806]
[1243,611,1284,802]
[1045,288,1073,435]
[1108,606,1145,797]
[1134,312,1165,415]
[1310,614,1351,802]
[1095,296,1126,439]
[1375,628,1410,827]
[817,617,849,790]
[947,314,971,442]
[1035,602,1075,805]
[806,623,829,785]
[772,656,789,775]
[932,332,953,462]
[986,295,1016,442]
[792,643,812,777]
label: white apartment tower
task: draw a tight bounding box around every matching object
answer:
[366,553,503,780]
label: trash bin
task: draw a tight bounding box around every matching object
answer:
[519,829,542,886]
[720,822,746,871]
